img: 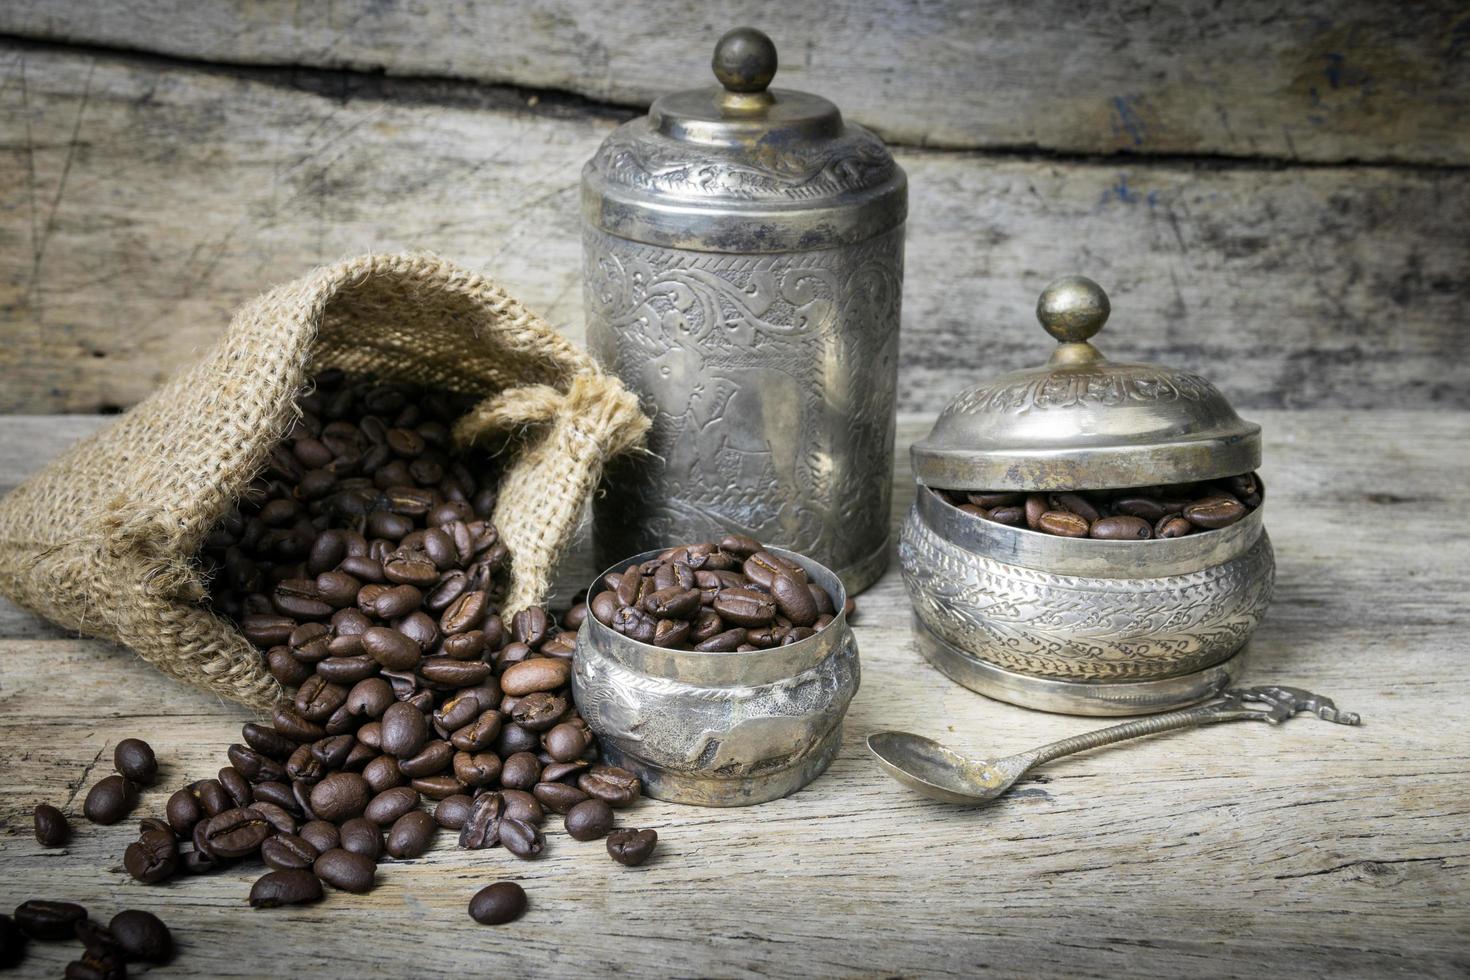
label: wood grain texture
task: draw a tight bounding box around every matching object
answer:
[2,411,1468,978]
[2,44,1467,415]
[2,0,1467,164]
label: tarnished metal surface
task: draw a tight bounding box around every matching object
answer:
[572,547,860,807]
[901,489,1275,683]
[911,276,1261,491]
[582,28,905,595]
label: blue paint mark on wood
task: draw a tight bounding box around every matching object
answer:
[1098,174,1160,209]
[1110,95,1148,147]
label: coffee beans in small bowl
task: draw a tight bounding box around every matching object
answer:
[575,541,859,806]
[931,472,1263,540]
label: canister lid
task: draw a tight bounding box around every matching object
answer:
[911,276,1262,491]
[582,27,906,252]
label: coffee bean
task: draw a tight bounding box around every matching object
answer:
[606,827,658,866]
[468,881,527,925]
[65,950,126,979]
[499,817,544,859]
[83,775,137,826]
[1036,511,1091,537]
[1091,515,1153,540]
[250,869,324,908]
[500,751,542,790]
[1156,515,1193,538]
[363,626,422,670]
[499,658,571,696]
[410,775,466,800]
[15,899,87,940]
[379,701,430,758]
[108,909,172,963]
[241,722,297,760]
[298,820,340,855]
[1183,494,1247,529]
[531,781,587,815]
[271,704,326,742]
[987,505,1026,527]
[202,807,272,858]
[262,833,319,871]
[113,738,158,786]
[769,572,818,627]
[543,722,590,763]
[459,792,504,850]
[694,628,746,652]
[386,810,436,859]
[713,587,777,627]
[365,786,420,826]
[0,914,25,968]
[124,829,179,884]
[431,794,473,830]
[33,803,69,847]
[314,848,376,893]
[578,766,641,808]
[500,790,544,826]
[564,798,614,841]
[308,772,371,823]
[339,817,383,860]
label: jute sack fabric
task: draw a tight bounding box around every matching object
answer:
[0,253,649,711]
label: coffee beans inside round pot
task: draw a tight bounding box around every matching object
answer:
[933,472,1263,539]
[468,881,527,925]
[591,538,847,651]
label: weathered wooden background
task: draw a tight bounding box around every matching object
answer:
[1,0,1468,412]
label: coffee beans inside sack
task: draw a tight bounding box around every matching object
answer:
[102,372,655,930]
[933,472,1263,540]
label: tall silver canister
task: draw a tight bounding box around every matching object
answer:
[582,27,907,596]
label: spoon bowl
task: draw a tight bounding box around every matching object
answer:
[866,731,1017,805]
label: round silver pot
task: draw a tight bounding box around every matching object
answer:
[899,487,1274,715]
[573,547,859,806]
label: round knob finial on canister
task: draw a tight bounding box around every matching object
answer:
[1037,275,1110,344]
[712,27,778,93]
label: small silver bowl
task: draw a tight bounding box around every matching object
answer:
[572,547,859,806]
[900,487,1274,715]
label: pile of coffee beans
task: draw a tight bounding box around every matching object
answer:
[934,472,1264,540]
[3,901,171,976]
[588,537,851,651]
[99,372,656,926]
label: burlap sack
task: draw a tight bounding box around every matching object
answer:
[0,253,648,711]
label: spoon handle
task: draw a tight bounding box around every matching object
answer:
[1021,684,1361,771]
[1025,701,1252,768]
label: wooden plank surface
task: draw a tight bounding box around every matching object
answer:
[2,1,1467,164]
[2,43,1467,415]
[2,410,1468,978]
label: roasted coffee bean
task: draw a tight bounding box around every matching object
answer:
[380,701,430,758]
[769,572,818,627]
[294,676,348,723]
[310,734,356,772]
[314,848,376,893]
[606,827,658,866]
[411,775,466,800]
[440,630,486,660]
[124,829,179,884]
[1050,492,1100,523]
[194,778,231,816]
[459,792,504,850]
[543,722,591,763]
[0,915,24,968]
[453,750,503,787]
[450,709,503,753]
[1156,515,1193,538]
[365,786,420,826]
[33,803,69,847]
[165,788,204,835]
[227,743,287,784]
[533,781,589,815]
[499,657,571,696]
[83,775,137,825]
[386,810,436,859]
[1113,495,1169,522]
[14,899,87,940]
[316,654,379,684]
[610,605,657,643]
[578,765,641,808]
[217,767,254,808]
[398,739,454,778]
[203,807,272,858]
[1183,494,1247,529]
[511,691,567,732]
[113,738,158,786]
[1036,510,1091,537]
[138,816,173,837]
[251,800,298,836]
[642,586,701,620]
[362,626,422,671]
[712,587,777,627]
[469,881,527,925]
[108,909,172,963]
[499,817,544,859]
[298,820,340,855]
[695,628,746,652]
[253,780,301,813]
[262,833,319,871]
[1091,515,1153,540]
[250,869,324,908]
[64,951,126,979]
[434,794,474,830]
[564,798,614,841]
[494,722,541,758]
[500,790,544,826]
[500,751,542,790]
[987,505,1026,527]
[242,722,297,760]
[362,754,404,794]
[420,657,491,687]
[271,704,326,742]
[285,744,324,783]
[339,818,383,860]
[309,772,371,823]
[590,590,619,625]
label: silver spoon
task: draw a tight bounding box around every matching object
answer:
[868,685,1361,805]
